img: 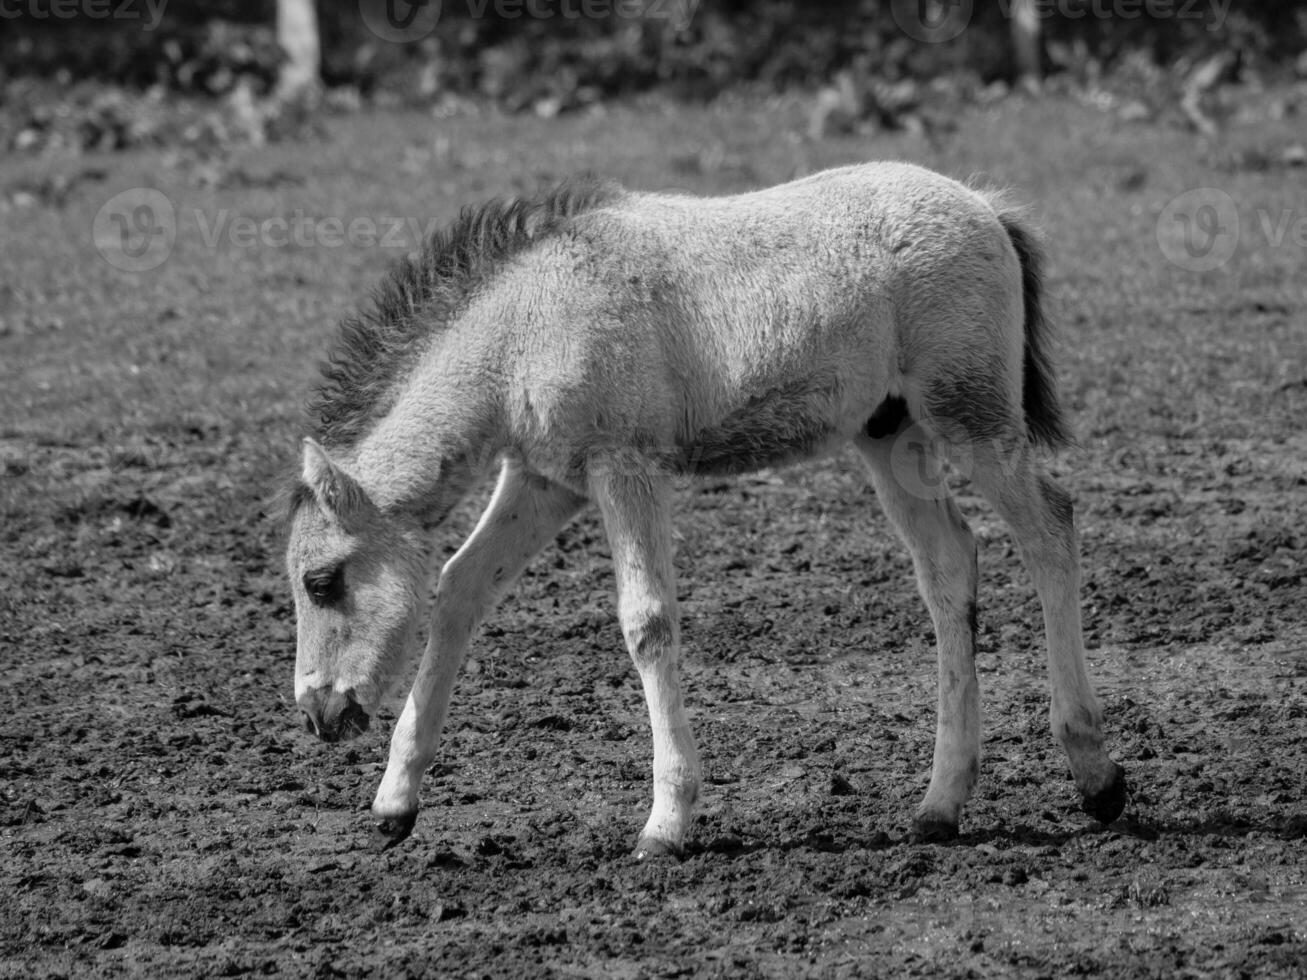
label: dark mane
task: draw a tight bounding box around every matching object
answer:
[309,174,623,448]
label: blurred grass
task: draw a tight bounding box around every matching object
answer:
[1,92,1304,635]
[2,91,1305,980]
[2,94,1303,452]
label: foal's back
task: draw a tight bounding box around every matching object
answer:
[490,163,1022,479]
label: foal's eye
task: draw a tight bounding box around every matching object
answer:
[303,567,345,606]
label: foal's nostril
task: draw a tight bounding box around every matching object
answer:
[339,698,370,735]
[301,690,369,742]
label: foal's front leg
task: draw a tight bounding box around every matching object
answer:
[371,461,586,848]
[591,464,702,859]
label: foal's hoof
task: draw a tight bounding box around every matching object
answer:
[911,814,959,843]
[633,836,682,862]
[371,811,418,852]
[1081,764,1128,825]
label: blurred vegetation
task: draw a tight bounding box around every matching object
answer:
[1,0,1305,154]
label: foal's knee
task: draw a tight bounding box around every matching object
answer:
[620,606,678,664]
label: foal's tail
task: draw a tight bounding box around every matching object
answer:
[997,211,1071,451]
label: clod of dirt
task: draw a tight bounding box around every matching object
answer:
[829,773,857,796]
[430,902,466,922]
[171,693,230,720]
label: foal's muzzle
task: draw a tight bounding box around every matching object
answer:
[299,687,370,743]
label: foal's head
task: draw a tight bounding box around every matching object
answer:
[286,439,426,742]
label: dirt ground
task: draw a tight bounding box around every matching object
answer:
[2,95,1306,978]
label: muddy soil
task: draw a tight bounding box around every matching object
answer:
[3,92,1307,979]
[3,424,1305,978]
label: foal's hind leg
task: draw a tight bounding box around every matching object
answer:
[856,425,981,840]
[968,442,1127,823]
[372,460,586,848]
[591,461,701,859]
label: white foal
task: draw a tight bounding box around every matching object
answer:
[284,164,1127,857]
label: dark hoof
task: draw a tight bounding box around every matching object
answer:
[1082,765,1128,825]
[634,836,682,862]
[371,811,418,852]
[912,815,959,843]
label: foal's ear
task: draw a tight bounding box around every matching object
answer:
[301,438,364,519]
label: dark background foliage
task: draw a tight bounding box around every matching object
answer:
[2,0,1305,105]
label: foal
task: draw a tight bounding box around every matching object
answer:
[285,164,1127,855]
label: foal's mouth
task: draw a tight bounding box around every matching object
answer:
[301,697,371,743]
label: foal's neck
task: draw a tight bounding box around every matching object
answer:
[348,369,498,526]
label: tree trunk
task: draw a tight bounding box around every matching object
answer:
[277,0,321,101]
[1011,0,1042,83]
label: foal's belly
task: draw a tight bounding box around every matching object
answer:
[672,380,849,476]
